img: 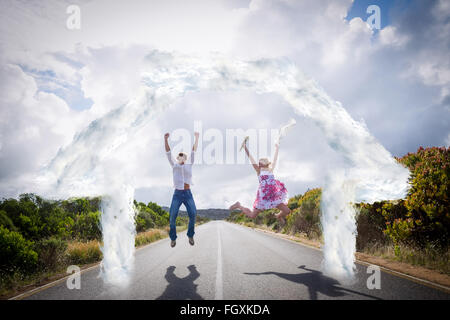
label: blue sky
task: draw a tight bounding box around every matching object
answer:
[346,0,395,29]
[19,64,94,111]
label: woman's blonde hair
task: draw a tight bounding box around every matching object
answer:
[259,157,271,168]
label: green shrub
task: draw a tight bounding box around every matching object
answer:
[135,207,155,232]
[355,202,390,250]
[72,211,101,240]
[42,207,74,239]
[0,210,16,231]
[147,202,167,216]
[287,195,302,210]
[176,215,188,226]
[0,226,38,275]
[397,146,449,248]
[154,210,170,227]
[33,237,68,271]
[227,211,251,224]
[285,188,322,239]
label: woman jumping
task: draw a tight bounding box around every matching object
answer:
[229,137,291,223]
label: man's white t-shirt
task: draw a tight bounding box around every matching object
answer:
[166,151,195,190]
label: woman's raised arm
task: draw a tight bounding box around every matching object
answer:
[272,143,279,171]
[244,144,260,174]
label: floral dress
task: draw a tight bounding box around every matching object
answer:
[253,170,288,210]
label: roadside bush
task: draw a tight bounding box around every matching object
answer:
[147,202,166,216]
[355,200,409,250]
[33,237,68,271]
[41,206,74,239]
[176,215,188,226]
[0,226,38,275]
[0,210,16,231]
[227,211,251,224]
[135,207,156,232]
[285,188,322,239]
[153,210,170,227]
[259,209,278,226]
[134,201,170,230]
[396,146,449,248]
[287,195,302,210]
[72,211,101,240]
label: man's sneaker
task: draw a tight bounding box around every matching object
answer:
[171,240,176,248]
[188,237,195,246]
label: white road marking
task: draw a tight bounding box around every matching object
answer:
[214,222,223,300]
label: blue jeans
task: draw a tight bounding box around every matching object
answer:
[169,189,197,241]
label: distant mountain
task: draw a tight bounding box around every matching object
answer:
[162,206,230,220]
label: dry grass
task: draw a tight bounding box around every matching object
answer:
[362,244,450,275]
[135,229,167,247]
[67,240,102,265]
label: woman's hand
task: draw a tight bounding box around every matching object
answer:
[193,132,200,151]
[164,133,170,140]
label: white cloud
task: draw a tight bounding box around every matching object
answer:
[0,63,83,194]
[378,26,409,47]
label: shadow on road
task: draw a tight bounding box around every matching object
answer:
[245,265,382,300]
[156,265,203,300]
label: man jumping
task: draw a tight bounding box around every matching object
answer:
[164,131,199,248]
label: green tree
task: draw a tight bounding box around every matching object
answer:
[135,206,156,232]
[0,197,42,239]
[72,211,101,240]
[147,202,167,216]
[0,209,17,231]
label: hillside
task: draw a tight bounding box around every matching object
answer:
[162,206,230,220]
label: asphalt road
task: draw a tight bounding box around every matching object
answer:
[24,221,449,300]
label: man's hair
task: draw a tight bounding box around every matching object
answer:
[177,152,187,161]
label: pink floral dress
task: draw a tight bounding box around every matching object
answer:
[253,170,288,210]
